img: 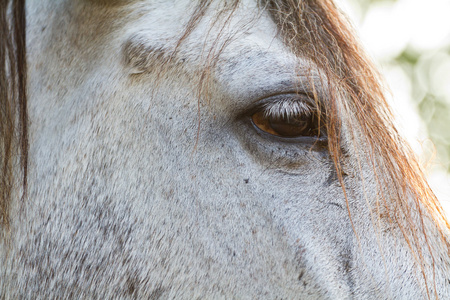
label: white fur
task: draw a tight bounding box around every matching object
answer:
[1,0,449,299]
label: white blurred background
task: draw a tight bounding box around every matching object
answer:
[337,0,450,217]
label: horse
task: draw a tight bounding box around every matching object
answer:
[1,0,449,298]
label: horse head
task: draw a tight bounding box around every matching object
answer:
[1,0,449,298]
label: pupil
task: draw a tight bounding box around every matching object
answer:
[269,115,312,137]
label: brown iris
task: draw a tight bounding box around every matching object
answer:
[251,111,320,138]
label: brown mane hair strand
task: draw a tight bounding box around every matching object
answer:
[0,0,27,230]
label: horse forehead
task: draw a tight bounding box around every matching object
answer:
[120,0,281,62]
[27,1,278,83]
[119,0,323,101]
[33,0,287,76]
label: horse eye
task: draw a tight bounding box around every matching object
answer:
[251,111,322,138]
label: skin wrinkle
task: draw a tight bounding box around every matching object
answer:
[123,34,328,102]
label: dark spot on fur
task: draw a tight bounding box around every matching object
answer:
[127,277,137,296]
[325,165,337,186]
[298,270,305,281]
[243,178,249,184]
[149,286,165,300]
[328,202,343,209]
[340,251,354,291]
[325,163,348,187]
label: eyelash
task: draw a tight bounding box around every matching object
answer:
[261,97,315,120]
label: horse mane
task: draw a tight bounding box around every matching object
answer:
[0,0,449,297]
[269,1,450,296]
[261,0,450,294]
[0,0,27,230]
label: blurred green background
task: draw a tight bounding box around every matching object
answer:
[338,0,450,212]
